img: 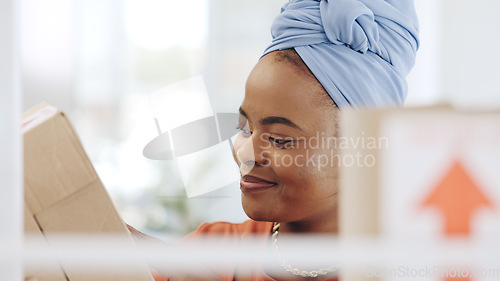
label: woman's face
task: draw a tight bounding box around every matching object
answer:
[233,52,339,231]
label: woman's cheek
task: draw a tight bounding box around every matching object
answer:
[306,148,339,182]
[270,149,308,171]
[273,148,333,179]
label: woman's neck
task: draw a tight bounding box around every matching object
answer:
[278,216,338,234]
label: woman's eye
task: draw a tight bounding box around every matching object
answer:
[236,126,252,137]
[269,137,294,149]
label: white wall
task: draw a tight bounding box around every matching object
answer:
[441,0,500,109]
[406,0,443,106]
[408,0,500,108]
[20,0,77,113]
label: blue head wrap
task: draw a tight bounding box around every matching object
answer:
[263,0,420,108]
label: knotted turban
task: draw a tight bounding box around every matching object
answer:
[263,0,420,108]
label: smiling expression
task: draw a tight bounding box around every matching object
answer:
[233,50,339,232]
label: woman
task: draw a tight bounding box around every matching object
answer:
[137,0,419,280]
[24,0,418,280]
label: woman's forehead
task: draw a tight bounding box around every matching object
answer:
[246,58,315,102]
[242,73,337,133]
[244,57,329,116]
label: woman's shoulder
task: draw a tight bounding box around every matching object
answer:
[193,220,273,235]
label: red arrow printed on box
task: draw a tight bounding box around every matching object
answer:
[421,161,494,281]
[421,161,492,235]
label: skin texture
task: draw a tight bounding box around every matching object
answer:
[122,49,340,281]
[234,49,340,235]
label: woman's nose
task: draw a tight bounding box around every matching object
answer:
[233,134,268,174]
[234,134,256,166]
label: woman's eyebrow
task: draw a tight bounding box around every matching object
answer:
[239,107,302,130]
[260,116,302,130]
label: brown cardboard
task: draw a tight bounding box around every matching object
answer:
[339,106,457,238]
[338,108,389,281]
[338,105,500,281]
[23,102,154,281]
[25,205,67,281]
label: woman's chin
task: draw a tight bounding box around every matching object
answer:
[241,201,277,222]
[246,214,274,222]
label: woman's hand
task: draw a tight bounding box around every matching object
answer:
[127,224,166,245]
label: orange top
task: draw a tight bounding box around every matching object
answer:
[185,220,275,281]
[152,220,337,281]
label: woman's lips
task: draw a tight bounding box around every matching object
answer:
[240,175,277,191]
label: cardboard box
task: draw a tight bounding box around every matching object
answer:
[23,102,154,281]
[339,106,500,281]
[339,106,455,238]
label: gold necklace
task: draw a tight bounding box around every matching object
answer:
[271,222,338,278]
